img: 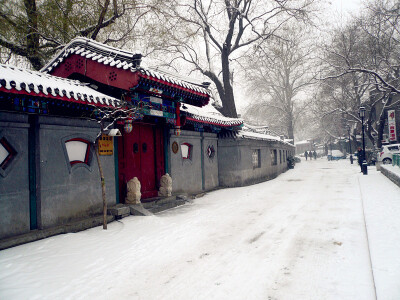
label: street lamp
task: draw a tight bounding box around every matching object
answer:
[359,107,368,175]
[347,125,353,164]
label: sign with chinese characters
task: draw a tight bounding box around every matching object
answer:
[98,135,113,155]
[388,110,397,142]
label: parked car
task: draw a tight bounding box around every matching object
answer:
[378,144,400,164]
[328,150,346,160]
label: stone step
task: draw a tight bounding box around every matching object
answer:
[107,204,130,219]
[147,198,187,214]
[129,204,153,216]
[109,196,189,219]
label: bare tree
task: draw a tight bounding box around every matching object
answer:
[0,0,150,70]
[243,24,316,141]
[89,99,145,229]
[150,0,316,118]
[318,0,400,148]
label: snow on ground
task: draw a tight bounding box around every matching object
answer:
[0,159,399,300]
[358,165,400,299]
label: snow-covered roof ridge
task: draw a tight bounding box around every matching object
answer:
[41,37,142,73]
[138,68,210,95]
[242,123,283,137]
[40,37,210,96]
[181,102,243,127]
[0,64,120,107]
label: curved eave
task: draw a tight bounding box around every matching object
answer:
[138,73,209,97]
[0,86,118,108]
[186,115,244,128]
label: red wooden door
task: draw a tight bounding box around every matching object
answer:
[139,125,156,198]
[118,123,163,201]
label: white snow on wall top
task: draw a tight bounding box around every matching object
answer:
[0,64,120,107]
[181,102,243,127]
[238,126,294,146]
[295,140,312,145]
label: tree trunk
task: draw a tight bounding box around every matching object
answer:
[220,46,238,118]
[376,111,386,149]
[91,0,111,40]
[287,112,294,142]
[94,140,107,230]
[24,0,42,70]
[366,110,376,147]
[62,0,73,43]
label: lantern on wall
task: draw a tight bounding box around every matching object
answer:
[174,126,181,136]
[124,119,133,133]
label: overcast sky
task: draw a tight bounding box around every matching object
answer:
[331,0,362,12]
[329,0,363,17]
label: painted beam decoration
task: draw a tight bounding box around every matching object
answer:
[135,72,210,107]
[130,93,176,125]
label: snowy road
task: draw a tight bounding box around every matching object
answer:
[1,159,400,300]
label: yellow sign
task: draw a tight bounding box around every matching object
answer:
[98,134,113,155]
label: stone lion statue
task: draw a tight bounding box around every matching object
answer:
[125,177,141,204]
[158,173,172,197]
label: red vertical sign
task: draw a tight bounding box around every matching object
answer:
[388,110,397,142]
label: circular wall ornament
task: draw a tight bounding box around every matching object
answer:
[172,141,179,154]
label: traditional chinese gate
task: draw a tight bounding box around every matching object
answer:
[118,123,164,201]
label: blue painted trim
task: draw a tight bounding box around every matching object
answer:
[28,116,38,230]
[200,132,205,190]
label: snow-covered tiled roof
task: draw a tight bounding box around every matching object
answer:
[181,102,243,127]
[41,37,210,96]
[41,37,142,73]
[138,68,210,95]
[0,64,120,107]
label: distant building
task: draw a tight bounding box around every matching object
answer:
[295,140,313,155]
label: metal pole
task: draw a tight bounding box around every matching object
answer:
[361,116,368,175]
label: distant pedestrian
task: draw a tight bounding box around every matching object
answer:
[357,147,364,172]
[313,151,317,160]
[304,151,308,160]
[309,151,313,160]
